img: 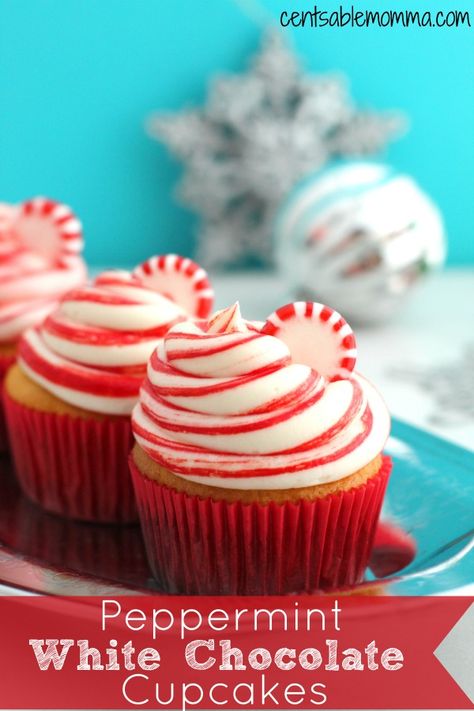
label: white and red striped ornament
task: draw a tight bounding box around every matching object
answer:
[133,254,214,319]
[262,301,356,381]
[275,161,446,323]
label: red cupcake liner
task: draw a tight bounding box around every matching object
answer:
[4,391,137,523]
[130,455,392,595]
[0,353,16,452]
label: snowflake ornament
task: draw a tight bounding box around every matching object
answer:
[148,30,405,269]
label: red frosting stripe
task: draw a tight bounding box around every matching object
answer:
[43,312,174,345]
[133,405,374,478]
[19,332,142,398]
[133,254,214,318]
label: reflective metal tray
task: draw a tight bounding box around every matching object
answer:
[0,419,472,596]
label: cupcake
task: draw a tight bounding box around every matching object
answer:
[0,198,86,448]
[4,255,214,522]
[130,301,392,594]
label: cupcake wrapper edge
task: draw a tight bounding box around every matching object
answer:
[130,455,392,595]
[4,391,137,523]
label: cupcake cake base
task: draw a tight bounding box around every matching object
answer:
[130,445,392,595]
[4,365,136,523]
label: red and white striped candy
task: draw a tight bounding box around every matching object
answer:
[133,254,214,318]
[0,203,17,236]
[262,301,356,381]
[14,197,83,262]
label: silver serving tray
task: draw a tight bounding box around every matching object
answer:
[0,419,473,596]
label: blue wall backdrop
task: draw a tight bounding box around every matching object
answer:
[0,0,472,267]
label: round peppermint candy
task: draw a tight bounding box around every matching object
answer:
[262,301,356,381]
[133,254,214,318]
[14,197,83,262]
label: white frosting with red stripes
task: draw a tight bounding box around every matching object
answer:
[0,198,86,342]
[132,303,390,489]
[18,270,192,415]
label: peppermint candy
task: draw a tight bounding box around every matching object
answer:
[14,197,83,263]
[262,301,357,381]
[133,254,214,318]
[0,203,18,236]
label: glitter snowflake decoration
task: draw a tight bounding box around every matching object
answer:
[148,31,405,269]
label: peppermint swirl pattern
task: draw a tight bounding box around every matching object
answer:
[19,269,196,415]
[132,303,391,489]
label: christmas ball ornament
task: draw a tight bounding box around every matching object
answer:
[275,162,446,324]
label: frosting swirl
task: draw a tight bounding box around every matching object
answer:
[0,200,86,343]
[19,270,189,415]
[132,303,390,489]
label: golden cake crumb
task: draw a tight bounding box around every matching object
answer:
[4,363,121,422]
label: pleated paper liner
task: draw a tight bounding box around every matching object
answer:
[0,353,16,451]
[4,391,137,523]
[130,455,392,595]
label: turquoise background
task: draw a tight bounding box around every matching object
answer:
[0,0,472,267]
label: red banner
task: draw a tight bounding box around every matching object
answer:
[0,595,471,709]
